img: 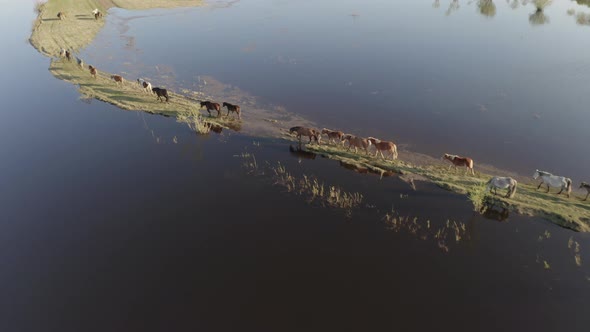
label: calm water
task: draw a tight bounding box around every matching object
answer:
[1,1,590,331]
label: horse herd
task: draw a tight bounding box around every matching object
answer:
[53,8,589,203]
[289,127,590,201]
[58,50,241,118]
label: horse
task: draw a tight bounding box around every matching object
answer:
[59,48,66,58]
[137,79,152,94]
[88,65,97,79]
[532,170,572,198]
[152,87,169,102]
[486,176,518,198]
[580,182,590,201]
[367,137,398,160]
[343,134,371,154]
[321,129,344,145]
[289,126,321,144]
[443,153,474,175]
[94,11,103,20]
[200,101,221,117]
[111,75,124,86]
[57,12,66,20]
[222,102,241,119]
[65,50,71,62]
[76,57,84,68]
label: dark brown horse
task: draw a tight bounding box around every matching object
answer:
[65,50,71,62]
[57,12,66,20]
[289,126,321,144]
[88,65,97,79]
[152,87,169,102]
[443,153,474,175]
[200,101,221,117]
[94,11,103,20]
[222,102,241,119]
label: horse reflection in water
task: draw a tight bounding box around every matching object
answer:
[482,202,510,222]
[289,145,316,160]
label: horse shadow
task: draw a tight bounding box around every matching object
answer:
[42,18,60,21]
[77,18,96,21]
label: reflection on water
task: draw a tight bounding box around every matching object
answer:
[289,144,317,160]
[482,201,510,221]
[478,0,497,17]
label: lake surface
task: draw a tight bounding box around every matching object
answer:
[1,1,590,331]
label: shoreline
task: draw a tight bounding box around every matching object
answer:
[29,0,590,231]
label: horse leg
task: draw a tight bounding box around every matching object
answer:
[546,184,550,193]
[380,151,385,160]
[585,192,589,201]
[537,182,543,190]
[217,109,221,118]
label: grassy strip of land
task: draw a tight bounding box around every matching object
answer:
[50,59,241,130]
[304,143,590,232]
[30,0,203,56]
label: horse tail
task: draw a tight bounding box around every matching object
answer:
[566,178,572,192]
[509,180,517,198]
[392,144,398,160]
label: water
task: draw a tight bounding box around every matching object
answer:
[0,1,589,331]
[90,0,590,181]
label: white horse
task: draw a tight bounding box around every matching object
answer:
[533,170,572,198]
[486,176,518,198]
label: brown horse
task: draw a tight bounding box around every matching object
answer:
[222,102,241,119]
[443,153,474,175]
[343,134,371,154]
[111,75,124,86]
[321,128,344,145]
[200,101,221,117]
[367,137,398,160]
[289,126,321,144]
[88,65,97,78]
[94,11,103,20]
[65,50,71,62]
[57,12,66,20]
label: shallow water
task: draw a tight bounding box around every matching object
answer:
[1,1,590,331]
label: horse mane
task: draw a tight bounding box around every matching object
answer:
[536,170,552,176]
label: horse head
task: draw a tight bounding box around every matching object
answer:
[581,182,589,188]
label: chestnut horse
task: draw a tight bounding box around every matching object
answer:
[57,12,66,20]
[367,137,398,160]
[200,101,221,117]
[343,134,371,155]
[111,75,124,86]
[222,102,241,119]
[321,128,344,145]
[443,153,474,175]
[289,126,321,144]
